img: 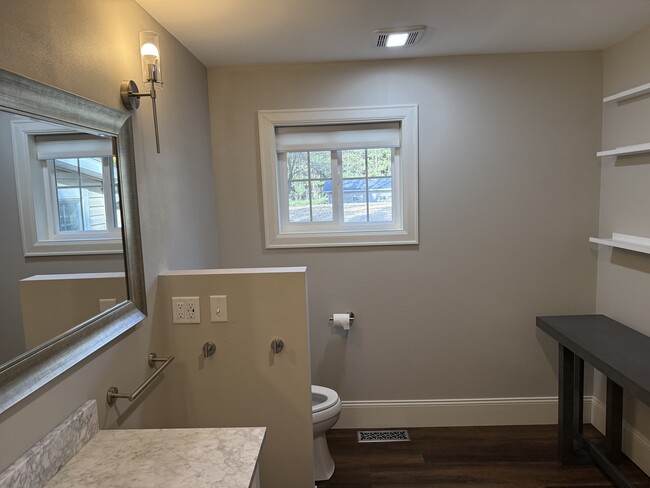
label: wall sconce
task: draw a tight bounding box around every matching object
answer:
[121,31,163,153]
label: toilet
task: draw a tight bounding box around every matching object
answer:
[311,385,342,481]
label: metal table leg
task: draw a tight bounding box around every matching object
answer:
[605,378,624,464]
[559,344,576,463]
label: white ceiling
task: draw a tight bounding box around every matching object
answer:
[135,0,650,67]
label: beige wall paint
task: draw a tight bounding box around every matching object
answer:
[596,24,650,466]
[20,274,127,349]
[208,53,602,404]
[147,269,313,488]
[0,0,218,471]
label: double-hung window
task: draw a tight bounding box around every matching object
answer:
[11,119,122,256]
[258,106,418,248]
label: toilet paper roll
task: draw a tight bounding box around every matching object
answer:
[332,313,351,331]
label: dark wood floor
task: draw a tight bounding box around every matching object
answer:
[317,425,650,488]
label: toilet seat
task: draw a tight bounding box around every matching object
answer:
[312,385,340,414]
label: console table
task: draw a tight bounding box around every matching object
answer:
[537,314,650,488]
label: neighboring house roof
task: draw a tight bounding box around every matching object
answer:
[323,177,391,193]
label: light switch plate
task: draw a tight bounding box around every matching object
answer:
[210,295,228,322]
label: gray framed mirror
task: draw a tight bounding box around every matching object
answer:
[0,68,146,414]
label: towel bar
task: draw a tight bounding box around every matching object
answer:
[106,353,175,405]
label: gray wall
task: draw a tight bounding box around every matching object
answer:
[0,0,218,471]
[0,112,125,364]
[596,24,650,463]
[208,53,602,403]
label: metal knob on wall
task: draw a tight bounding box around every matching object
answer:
[271,338,284,354]
[203,341,216,358]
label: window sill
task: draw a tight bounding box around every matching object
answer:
[265,229,418,249]
[24,238,123,257]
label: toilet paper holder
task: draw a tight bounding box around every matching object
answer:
[328,312,355,323]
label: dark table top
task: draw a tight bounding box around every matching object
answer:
[537,314,650,406]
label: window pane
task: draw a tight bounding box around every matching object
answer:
[367,148,391,177]
[288,181,310,222]
[311,181,332,222]
[55,159,80,188]
[309,151,331,179]
[57,188,82,231]
[343,179,367,223]
[342,149,366,178]
[344,202,368,223]
[83,187,107,230]
[287,152,308,180]
[368,177,391,195]
[113,159,119,184]
[114,193,122,229]
[79,157,104,186]
[368,177,392,222]
[112,158,122,228]
[369,201,392,222]
[342,178,367,197]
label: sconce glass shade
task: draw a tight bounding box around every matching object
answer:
[139,31,162,87]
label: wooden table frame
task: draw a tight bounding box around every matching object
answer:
[537,315,650,488]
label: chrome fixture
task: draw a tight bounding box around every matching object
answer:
[106,353,174,405]
[271,338,285,354]
[121,31,163,153]
[203,341,217,358]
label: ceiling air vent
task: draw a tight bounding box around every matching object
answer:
[374,25,427,48]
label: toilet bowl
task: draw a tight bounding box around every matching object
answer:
[312,385,341,481]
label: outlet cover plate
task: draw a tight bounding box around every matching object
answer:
[172,296,201,324]
[185,296,201,324]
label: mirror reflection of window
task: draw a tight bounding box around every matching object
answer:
[51,156,121,235]
[11,121,123,256]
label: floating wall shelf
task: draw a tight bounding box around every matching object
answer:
[603,82,650,104]
[589,233,650,255]
[596,142,650,158]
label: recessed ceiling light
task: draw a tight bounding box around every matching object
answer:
[386,33,409,47]
[373,25,427,48]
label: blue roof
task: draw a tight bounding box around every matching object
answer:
[323,177,391,193]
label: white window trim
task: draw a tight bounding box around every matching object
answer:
[258,105,419,248]
[11,119,122,256]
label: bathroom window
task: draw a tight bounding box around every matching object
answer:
[258,105,419,248]
[11,119,123,256]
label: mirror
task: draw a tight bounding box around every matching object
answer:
[0,113,127,365]
[0,68,146,414]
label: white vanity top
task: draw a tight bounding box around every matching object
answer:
[45,427,266,488]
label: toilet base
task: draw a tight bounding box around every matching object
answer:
[313,432,335,481]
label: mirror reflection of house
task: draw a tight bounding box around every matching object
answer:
[52,156,121,233]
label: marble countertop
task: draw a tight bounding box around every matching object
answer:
[45,427,266,488]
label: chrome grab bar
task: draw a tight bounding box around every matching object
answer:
[106,353,175,405]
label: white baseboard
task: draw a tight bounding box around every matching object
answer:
[590,397,650,476]
[335,396,594,429]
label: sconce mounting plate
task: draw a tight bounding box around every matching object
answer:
[120,80,141,111]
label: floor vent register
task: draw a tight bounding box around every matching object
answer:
[357,429,410,443]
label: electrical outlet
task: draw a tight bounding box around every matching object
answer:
[172,297,186,323]
[185,296,200,323]
[172,297,201,324]
[210,295,228,323]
